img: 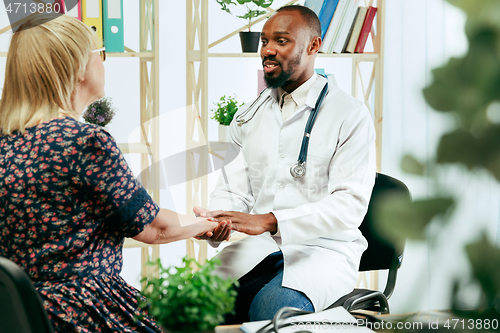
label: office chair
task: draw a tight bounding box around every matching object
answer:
[0,256,54,333]
[327,173,411,314]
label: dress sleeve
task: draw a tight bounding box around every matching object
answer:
[68,126,159,238]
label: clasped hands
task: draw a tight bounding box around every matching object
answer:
[193,206,278,242]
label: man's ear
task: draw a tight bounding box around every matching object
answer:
[308,36,321,55]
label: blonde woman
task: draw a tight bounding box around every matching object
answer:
[0,15,226,332]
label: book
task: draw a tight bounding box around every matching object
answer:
[319,0,347,53]
[330,0,360,54]
[304,0,326,17]
[317,0,341,40]
[345,6,368,53]
[354,6,377,53]
[341,6,360,53]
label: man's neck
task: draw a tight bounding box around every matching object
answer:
[281,70,316,93]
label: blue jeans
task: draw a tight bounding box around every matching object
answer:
[224,251,315,324]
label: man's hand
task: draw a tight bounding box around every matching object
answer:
[210,211,277,236]
[193,206,232,242]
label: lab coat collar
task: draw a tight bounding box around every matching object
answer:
[305,74,329,110]
[267,74,329,125]
[277,73,318,109]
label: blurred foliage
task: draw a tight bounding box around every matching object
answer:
[466,234,500,310]
[401,155,426,176]
[378,0,500,318]
[139,257,237,333]
[377,195,454,242]
[423,0,500,180]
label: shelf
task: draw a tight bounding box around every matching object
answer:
[207,52,379,60]
[0,51,154,58]
[108,52,154,59]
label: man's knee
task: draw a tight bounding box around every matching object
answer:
[248,286,314,321]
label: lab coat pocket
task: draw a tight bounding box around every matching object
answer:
[307,144,334,159]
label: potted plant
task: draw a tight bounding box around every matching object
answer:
[82,97,117,129]
[211,95,243,142]
[139,257,237,333]
[216,0,274,52]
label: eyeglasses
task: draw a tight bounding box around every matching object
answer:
[91,47,106,62]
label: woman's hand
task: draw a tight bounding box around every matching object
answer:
[193,206,232,242]
[133,209,221,244]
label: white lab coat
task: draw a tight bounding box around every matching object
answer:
[208,75,376,311]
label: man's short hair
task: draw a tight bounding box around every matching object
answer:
[276,5,322,39]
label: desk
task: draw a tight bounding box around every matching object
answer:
[214,310,471,333]
[215,324,241,333]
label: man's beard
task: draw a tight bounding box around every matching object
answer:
[263,53,301,89]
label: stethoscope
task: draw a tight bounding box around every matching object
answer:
[235,75,329,178]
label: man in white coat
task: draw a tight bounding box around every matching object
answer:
[195,5,376,323]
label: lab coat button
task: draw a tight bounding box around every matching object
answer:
[280,154,285,160]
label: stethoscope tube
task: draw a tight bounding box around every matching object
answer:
[234,75,329,179]
[236,89,272,127]
[290,75,329,178]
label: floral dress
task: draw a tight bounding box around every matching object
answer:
[0,117,162,333]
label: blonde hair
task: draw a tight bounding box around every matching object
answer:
[0,14,99,135]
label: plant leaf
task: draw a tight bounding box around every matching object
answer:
[401,154,426,176]
[375,195,454,242]
[437,125,500,181]
[465,233,500,309]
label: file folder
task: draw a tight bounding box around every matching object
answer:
[82,0,103,47]
[103,0,125,52]
[53,0,65,13]
[63,0,82,20]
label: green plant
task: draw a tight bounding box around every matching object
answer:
[82,97,116,127]
[376,0,500,320]
[211,95,243,126]
[139,257,237,333]
[216,0,274,31]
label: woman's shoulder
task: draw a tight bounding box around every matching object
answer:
[41,117,114,147]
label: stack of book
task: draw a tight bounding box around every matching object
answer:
[56,0,125,52]
[304,0,378,54]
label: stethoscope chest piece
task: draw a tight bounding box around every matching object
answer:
[290,162,306,178]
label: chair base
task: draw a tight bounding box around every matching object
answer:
[328,289,390,314]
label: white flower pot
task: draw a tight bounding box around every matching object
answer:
[218,124,231,142]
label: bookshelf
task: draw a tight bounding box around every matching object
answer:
[0,0,160,288]
[186,0,386,288]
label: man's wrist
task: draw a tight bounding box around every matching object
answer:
[266,212,278,235]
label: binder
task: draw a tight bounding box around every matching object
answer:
[82,0,103,47]
[63,0,82,20]
[53,0,65,13]
[103,0,125,52]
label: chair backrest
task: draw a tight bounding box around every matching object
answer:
[359,173,411,273]
[0,256,54,333]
